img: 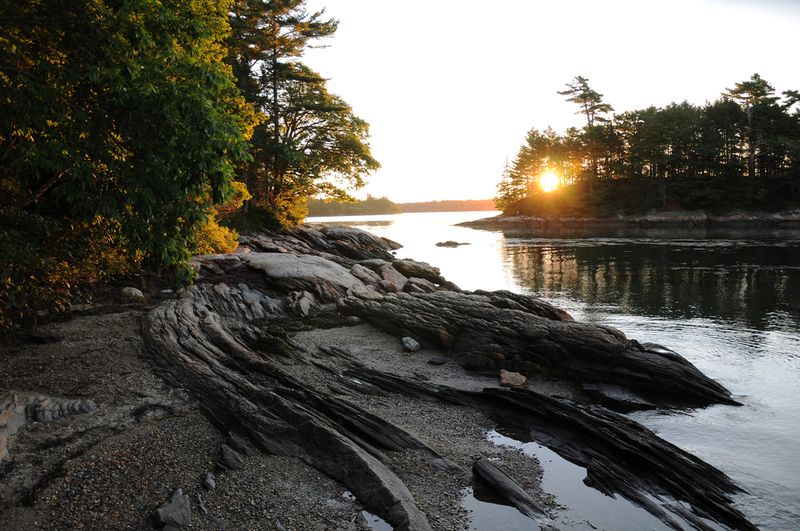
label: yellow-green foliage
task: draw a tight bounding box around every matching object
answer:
[193,217,239,255]
[192,180,251,255]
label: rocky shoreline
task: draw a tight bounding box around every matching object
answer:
[459,209,800,230]
[1,225,757,530]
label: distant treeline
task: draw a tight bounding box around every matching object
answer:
[306,197,496,216]
[399,199,496,212]
[497,74,800,217]
[306,196,400,216]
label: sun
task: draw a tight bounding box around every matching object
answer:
[539,170,560,192]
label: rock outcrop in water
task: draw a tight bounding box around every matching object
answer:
[339,290,738,407]
[137,224,755,530]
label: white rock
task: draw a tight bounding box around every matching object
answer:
[120,287,145,302]
[247,254,359,286]
[401,337,421,352]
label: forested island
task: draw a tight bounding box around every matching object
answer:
[495,75,800,219]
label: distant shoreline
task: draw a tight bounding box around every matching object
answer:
[458,210,800,230]
[306,198,496,217]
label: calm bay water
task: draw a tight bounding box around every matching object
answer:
[308,211,800,530]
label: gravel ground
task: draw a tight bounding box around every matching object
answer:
[2,306,557,530]
[0,307,368,531]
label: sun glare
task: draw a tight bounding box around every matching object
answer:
[539,171,560,192]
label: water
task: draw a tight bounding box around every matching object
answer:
[307,211,800,530]
[486,429,681,531]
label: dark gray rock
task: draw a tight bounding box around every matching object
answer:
[140,228,753,531]
[218,444,244,471]
[405,277,437,294]
[582,383,656,412]
[356,259,390,272]
[379,264,407,293]
[1,391,97,461]
[350,264,382,286]
[343,316,363,326]
[344,366,757,531]
[152,488,191,529]
[226,432,257,457]
[427,358,448,366]
[144,285,434,530]
[392,259,443,284]
[287,290,317,317]
[201,472,216,491]
[472,458,547,520]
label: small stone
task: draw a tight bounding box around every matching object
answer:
[499,369,527,387]
[401,337,421,352]
[120,287,145,302]
[428,357,448,366]
[202,472,216,491]
[195,494,209,515]
[344,316,362,326]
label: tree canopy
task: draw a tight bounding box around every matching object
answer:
[1,0,257,329]
[1,0,256,269]
[1,0,378,330]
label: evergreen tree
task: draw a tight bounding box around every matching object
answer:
[724,73,779,178]
[227,0,378,225]
[558,76,614,192]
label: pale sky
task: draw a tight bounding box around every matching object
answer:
[304,0,800,203]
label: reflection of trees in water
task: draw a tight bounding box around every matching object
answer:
[504,243,800,330]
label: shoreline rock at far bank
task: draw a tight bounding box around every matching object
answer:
[458,209,800,230]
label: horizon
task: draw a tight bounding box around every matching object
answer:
[305,0,800,202]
